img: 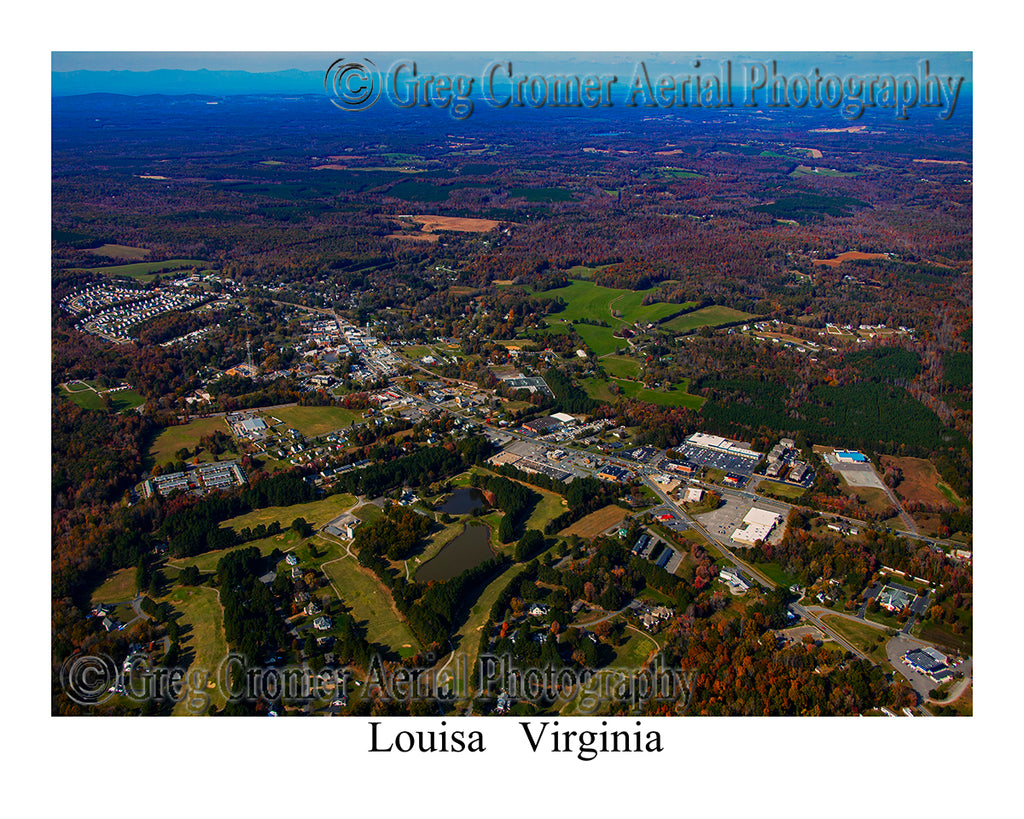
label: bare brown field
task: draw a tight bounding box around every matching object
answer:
[913,158,969,165]
[795,147,824,158]
[813,251,890,267]
[559,504,629,539]
[313,164,350,170]
[841,485,894,517]
[879,455,961,508]
[88,243,151,260]
[654,149,684,156]
[387,232,439,242]
[411,215,501,233]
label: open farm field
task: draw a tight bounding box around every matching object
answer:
[269,405,363,437]
[662,305,755,333]
[74,258,210,281]
[87,243,151,260]
[410,214,501,232]
[559,504,629,539]
[813,251,890,267]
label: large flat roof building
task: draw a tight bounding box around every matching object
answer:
[731,508,783,545]
[686,432,761,460]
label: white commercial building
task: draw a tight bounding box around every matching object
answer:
[686,432,761,460]
[731,508,783,545]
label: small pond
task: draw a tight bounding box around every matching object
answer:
[414,522,494,583]
[437,486,486,515]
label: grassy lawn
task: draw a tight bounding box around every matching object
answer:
[936,481,963,507]
[524,487,569,533]
[583,375,705,409]
[757,481,808,500]
[862,607,905,630]
[220,493,357,533]
[352,503,384,524]
[60,385,145,412]
[91,568,138,605]
[268,405,363,437]
[819,614,890,664]
[538,280,689,326]
[165,530,302,575]
[162,585,229,715]
[751,562,798,588]
[573,323,623,357]
[661,305,755,333]
[601,355,642,378]
[74,258,210,283]
[321,556,421,658]
[147,416,235,468]
[610,632,658,670]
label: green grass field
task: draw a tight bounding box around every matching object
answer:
[583,375,705,409]
[268,405,363,437]
[88,243,151,260]
[751,562,798,588]
[73,258,210,282]
[819,615,890,664]
[565,264,613,279]
[523,486,569,532]
[352,503,384,524]
[163,586,229,715]
[610,632,658,670]
[91,568,138,605]
[757,481,808,500]
[321,556,421,658]
[658,168,705,179]
[60,384,145,412]
[538,280,690,328]
[601,355,642,379]
[147,416,236,468]
[572,324,624,357]
[220,493,357,534]
[661,305,755,333]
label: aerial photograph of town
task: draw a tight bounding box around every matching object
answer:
[26,0,1024,803]
[50,47,978,725]
[30,2,1020,802]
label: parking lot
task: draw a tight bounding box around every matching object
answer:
[675,443,759,477]
[648,505,691,534]
[694,496,787,546]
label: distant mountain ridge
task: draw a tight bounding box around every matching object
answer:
[52,68,325,96]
